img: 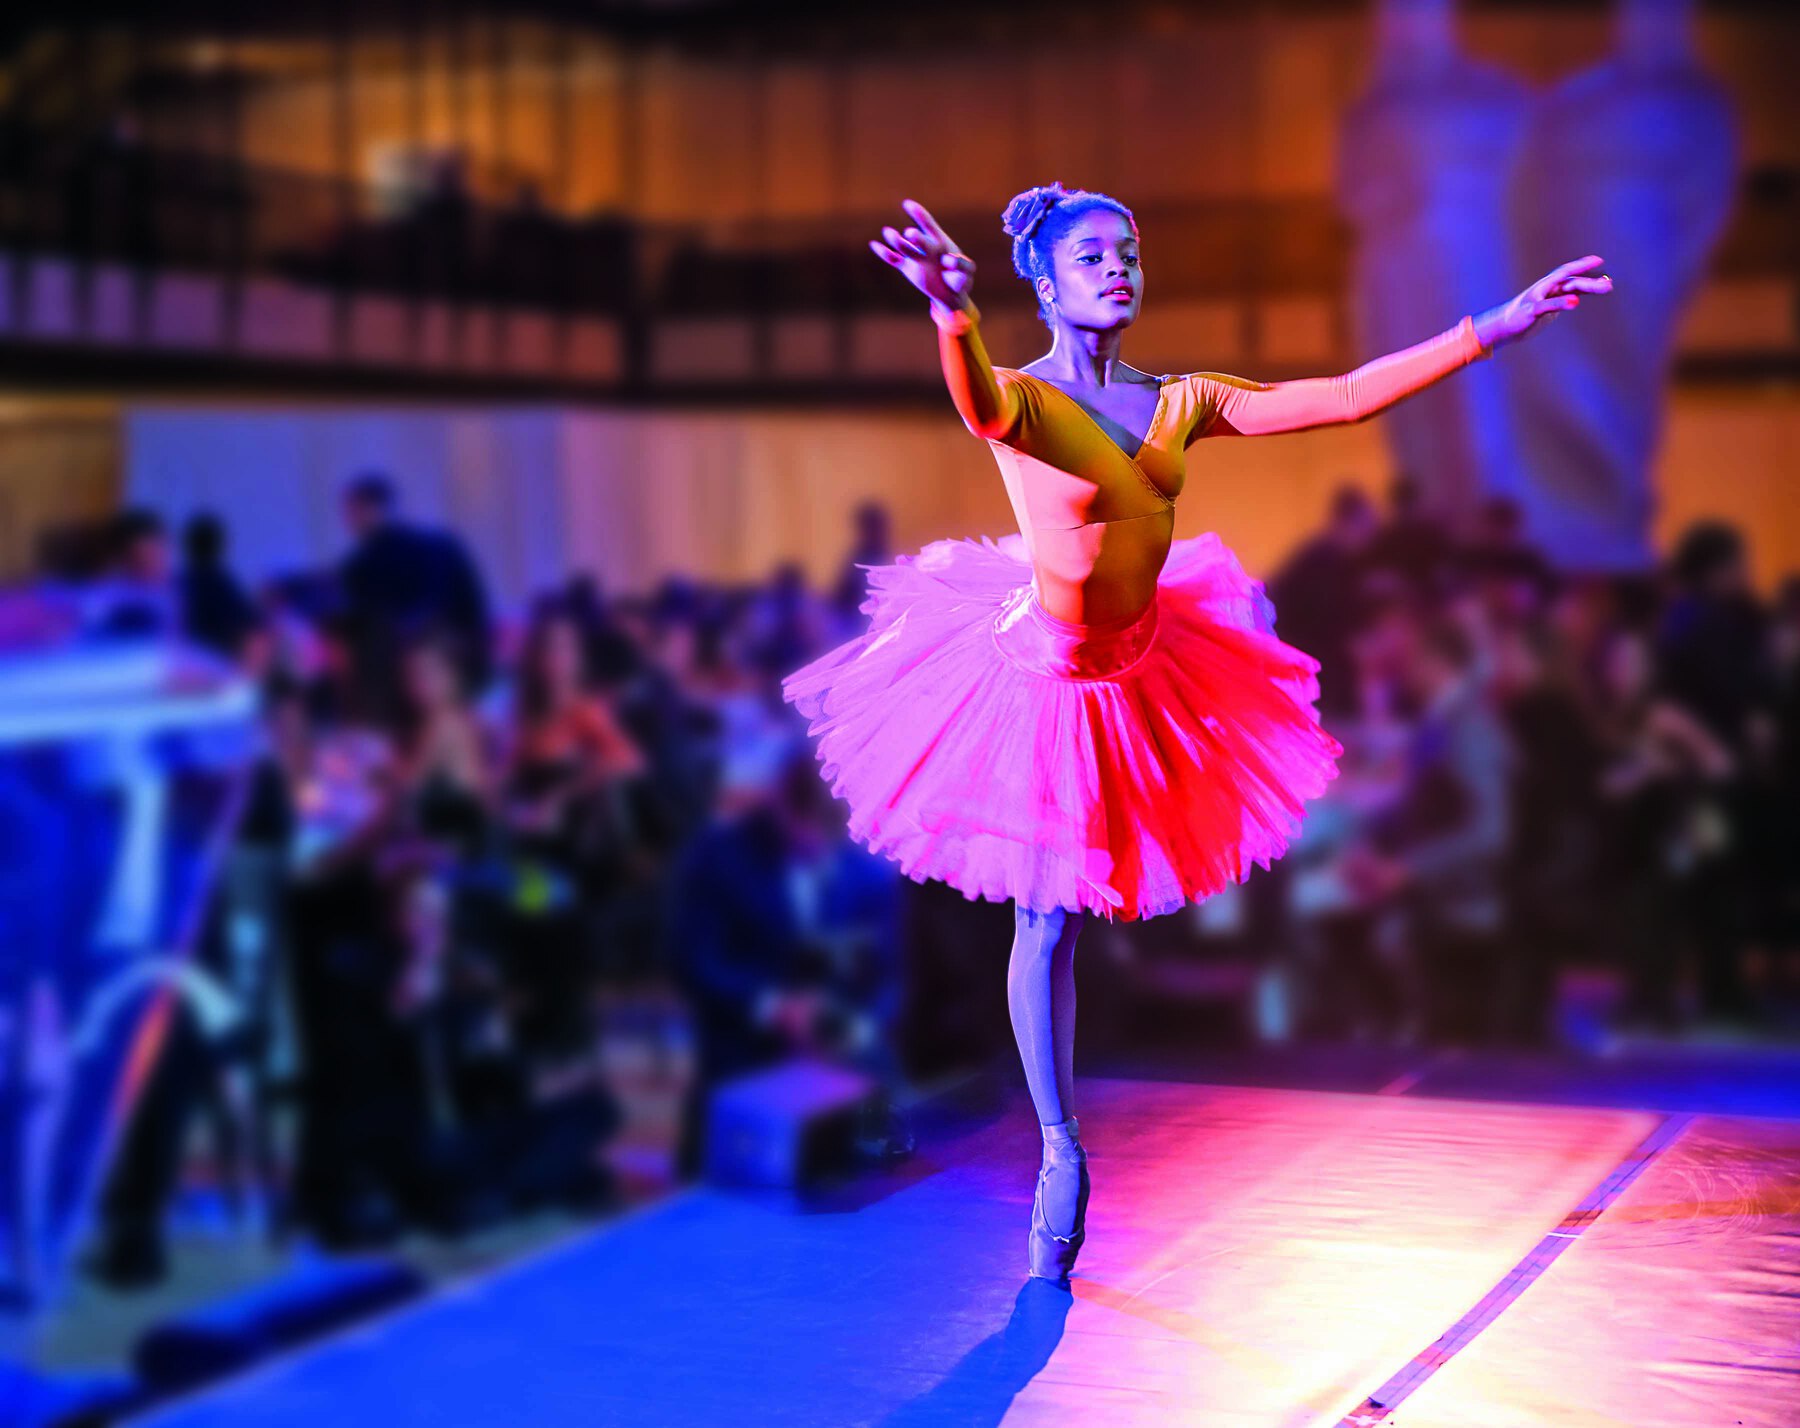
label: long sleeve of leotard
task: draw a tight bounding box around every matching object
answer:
[932,300,1491,444]
[933,301,1025,442]
[1191,316,1492,438]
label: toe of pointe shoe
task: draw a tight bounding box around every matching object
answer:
[1028,1186,1085,1280]
[1027,1231,1084,1282]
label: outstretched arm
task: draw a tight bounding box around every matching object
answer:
[871,199,1022,441]
[1195,255,1613,439]
[1195,316,1490,438]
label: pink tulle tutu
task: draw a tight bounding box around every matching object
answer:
[781,531,1342,921]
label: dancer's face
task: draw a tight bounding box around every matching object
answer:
[1039,210,1142,332]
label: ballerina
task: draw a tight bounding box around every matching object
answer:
[784,184,1610,1281]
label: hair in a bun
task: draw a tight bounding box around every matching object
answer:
[1001,182,1138,326]
[1001,184,1065,247]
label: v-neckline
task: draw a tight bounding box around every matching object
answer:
[1021,368,1172,468]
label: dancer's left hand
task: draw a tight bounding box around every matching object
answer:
[1473,257,1613,350]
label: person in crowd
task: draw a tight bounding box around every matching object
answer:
[87,507,178,638]
[247,574,345,723]
[178,511,260,660]
[316,625,494,883]
[1544,574,1620,710]
[609,597,727,849]
[1588,624,1736,1028]
[1653,521,1774,1020]
[743,562,829,678]
[1461,494,1553,592]
[830,500,894,629]
[414,153,474,301]
[1488,567,1604,1044]
[666,743,907,1179]
[1268,484,1380,721]
[506,606,647,832]
[1769,576,1800,746]
[1656,521,1773,752]
[503,604,653,937]
[1363,473,1453,594]
[661,612,802,817]
[1278,588,1418,1045]
[1342,612,1515,1045]
[338,471,494,723]
[492,180,564,307]
[1763,578,1800,1016]
[560,572,645,687]
[385,629,494,840]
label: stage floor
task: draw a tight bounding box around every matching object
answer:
[138,1076,1800,1427]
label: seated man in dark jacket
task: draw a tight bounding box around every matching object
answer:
[666,742,904,1177]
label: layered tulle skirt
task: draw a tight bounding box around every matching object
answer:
[781,531,1342,922]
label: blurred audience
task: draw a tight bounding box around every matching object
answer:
[38,472,1800,1288]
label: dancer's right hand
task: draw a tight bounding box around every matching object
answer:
[871,199,976,321]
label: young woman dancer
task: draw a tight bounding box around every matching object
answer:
[783,184,1610,1281]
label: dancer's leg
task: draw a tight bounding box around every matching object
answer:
[1008,904,1085,1125]
[1050,912,1079,1121]
[1010,904,1088,1249]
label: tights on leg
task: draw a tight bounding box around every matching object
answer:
[1009,905,1085,1233]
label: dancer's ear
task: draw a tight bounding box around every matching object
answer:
[1036,276,1055,313]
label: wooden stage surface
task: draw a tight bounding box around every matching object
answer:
[139,1073,1800,1426]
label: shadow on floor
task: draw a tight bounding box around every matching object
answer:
[878,1276,1073,1428]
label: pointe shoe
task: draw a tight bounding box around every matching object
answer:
[1027,1116,1090,1282]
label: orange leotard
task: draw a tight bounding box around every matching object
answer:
[934,303,1492,625]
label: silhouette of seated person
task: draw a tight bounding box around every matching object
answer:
[666,745,904,1177]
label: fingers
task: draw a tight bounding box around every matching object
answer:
[902,199,956,250]
[1531,268,1612,311]
[1543,274,1613,299]
[1530,256,1602,296]
[881,225,930,261]
[869,239,903,267]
